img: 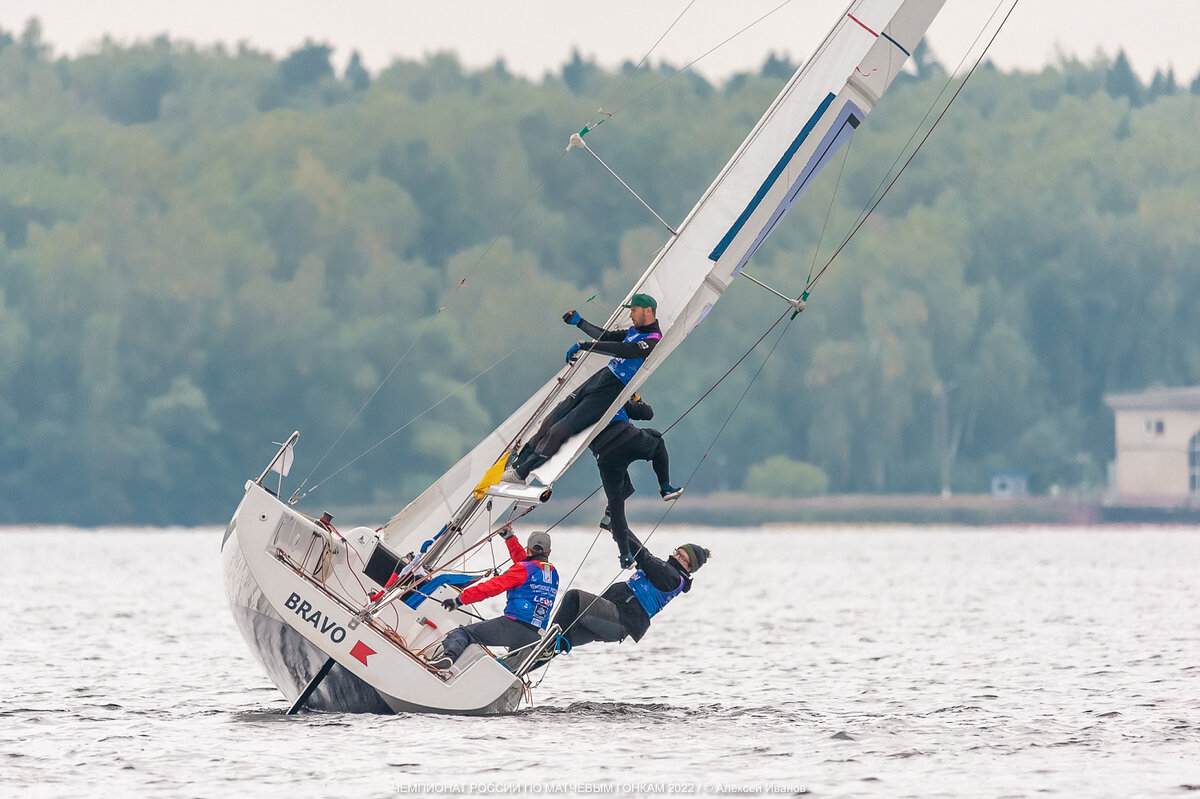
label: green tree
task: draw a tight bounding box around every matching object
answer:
[1106,51,1143,107]
[1147,68,1177,101]
[760,53,796,81]
[562,49,599,96]
[280,40,334,90]
[744,456,829,498]
[345,51,370,90]
[2,35,1200,522]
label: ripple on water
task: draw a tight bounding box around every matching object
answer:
[1,526,1198,798]
[527,700,679,718]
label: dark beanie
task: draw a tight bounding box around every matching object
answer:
[678,543,709,573]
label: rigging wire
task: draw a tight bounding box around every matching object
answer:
[535,1,1028,670]
[851,0,1023,246]
[538,305,792,538]
[804,0,1022,299]
[806,132,854,289]
[577,0,701,135]
[292,308,444,498]
[294,1,804,499]
[290,315,560,502]
[536,306,797,680]
[460,1,1029,684]
[662,309,791,436]
[585,1,1027,552]
[588,0,799,127]
[292,142,574,499]
[428,304,792,641]
[493,303,794,672]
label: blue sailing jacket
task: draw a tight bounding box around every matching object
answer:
[607,327,662,383]
[504,561,559,629]
[627,568,685,619]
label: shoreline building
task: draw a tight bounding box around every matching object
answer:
[1104,385,1200,511]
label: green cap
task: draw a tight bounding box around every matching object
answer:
[622,293,657,312]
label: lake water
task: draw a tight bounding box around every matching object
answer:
[1,525,1198,798]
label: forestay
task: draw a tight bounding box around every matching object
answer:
[379,0,947,559]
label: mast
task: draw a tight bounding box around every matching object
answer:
[380,0,948,559]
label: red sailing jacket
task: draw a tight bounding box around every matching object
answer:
[457,536,551,606]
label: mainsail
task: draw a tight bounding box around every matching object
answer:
[379,0,947,561]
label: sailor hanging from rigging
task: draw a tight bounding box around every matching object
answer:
[536,536,709,667]
[589,393,682,568]
[422,525,559,670]
[503,293,661,484]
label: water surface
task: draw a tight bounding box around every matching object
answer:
[1,525,1197,797]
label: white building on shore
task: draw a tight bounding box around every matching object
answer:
[1104,385,1200,507]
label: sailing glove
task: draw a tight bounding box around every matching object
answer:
[498,525,515,540]
[565,343,582,364]
[442,596,463,611]
[563,310,581,325]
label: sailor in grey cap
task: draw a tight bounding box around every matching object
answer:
[423,526,560,669]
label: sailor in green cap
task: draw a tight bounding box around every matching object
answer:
[505,293,662,483]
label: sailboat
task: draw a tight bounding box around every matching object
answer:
[221,0,950,714]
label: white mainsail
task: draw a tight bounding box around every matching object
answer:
[380,0,947,559]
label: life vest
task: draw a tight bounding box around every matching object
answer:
[504,560,559,629]
[627,568,684,619]
[607,327,662,384]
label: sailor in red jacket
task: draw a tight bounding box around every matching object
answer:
[424,525,559,669]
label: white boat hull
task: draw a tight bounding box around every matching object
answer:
[220,482,527,715]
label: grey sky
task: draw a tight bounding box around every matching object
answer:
[1,1,1195,83]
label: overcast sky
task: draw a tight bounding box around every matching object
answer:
[2,0,1196,84]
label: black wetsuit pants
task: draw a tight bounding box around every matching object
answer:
[551,589,628,648]
[441,616,541,663]
[597,429,670,555]
[514,369,624,478]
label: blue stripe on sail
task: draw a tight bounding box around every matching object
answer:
[881,31,910,57]
[709,92,838,263]
[729,101,864,278]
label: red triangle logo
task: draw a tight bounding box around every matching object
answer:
[350,640,376,666]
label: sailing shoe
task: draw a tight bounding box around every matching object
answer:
[422,645,453,671]
[531,633,571,669]
[618,551,635,569]
[501,466,527,485]
[660,485,683,502]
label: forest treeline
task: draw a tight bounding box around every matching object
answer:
[1,19,1198,524]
